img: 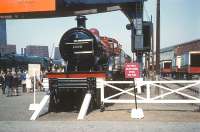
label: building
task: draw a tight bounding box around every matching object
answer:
[0,20,7,45]
[54,47,62,60]
[25,45,49,57]
[0,45,16,56]
[160,45,176,61]
[175,39,200,56]
[160,39,200,61]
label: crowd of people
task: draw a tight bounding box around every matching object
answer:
[0,69,47,97]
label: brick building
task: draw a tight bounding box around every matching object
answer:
[0,45,16,56]
[25,45,49,57]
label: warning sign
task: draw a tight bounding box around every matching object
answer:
[125,62,140,79]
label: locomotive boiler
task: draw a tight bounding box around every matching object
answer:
[59,27,107,72]
[48,16,131,112]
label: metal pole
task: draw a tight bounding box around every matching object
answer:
[133,53,137,109]
[136,53,143,78]
[147,52,150,79]
[156,0,160,75]
[145,53,148,79]
[151,15,155,80]
[155,0,160,95]
[136,53,143,94]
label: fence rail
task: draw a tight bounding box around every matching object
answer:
[97,79,200,105]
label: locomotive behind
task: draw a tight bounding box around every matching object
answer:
[48,16,131,112]
[0,54,49,71]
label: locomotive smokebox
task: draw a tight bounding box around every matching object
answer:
[59,24,98,71]
[76,15,87,28]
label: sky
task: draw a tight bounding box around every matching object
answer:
[6,0,200,57]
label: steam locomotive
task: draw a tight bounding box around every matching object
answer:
[0,54,49,71]
[48,16,131,112]
[58,16,131,77]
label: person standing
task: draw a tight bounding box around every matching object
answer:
[5,71,13,97]
[26,72,32,93]
[12,72,19,96]
[20,71,26,93]
[0,71,5,94]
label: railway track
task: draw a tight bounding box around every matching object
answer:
[162,77,200,94]
[161,77,200,109]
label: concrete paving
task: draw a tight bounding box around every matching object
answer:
[0,90,44,121]
[0,121,200,132]
[1,87,200,132]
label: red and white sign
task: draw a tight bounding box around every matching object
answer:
[125,62,140,79]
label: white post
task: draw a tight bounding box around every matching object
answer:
[155,75,160,96]
[100,81,104,103]
[135,78,143,94]
[137,86,142,94]
[30,95,50,120]
[28,64,41,111]
[77,93,92,120]
[34,72,36,104]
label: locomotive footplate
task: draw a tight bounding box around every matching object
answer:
[48,73,102,112]
[47,71,106,79]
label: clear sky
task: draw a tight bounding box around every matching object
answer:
[6,0,200,56]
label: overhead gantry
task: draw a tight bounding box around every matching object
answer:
[0,0,150,76]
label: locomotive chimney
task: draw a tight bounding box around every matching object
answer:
[76,15,87,28]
